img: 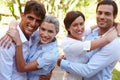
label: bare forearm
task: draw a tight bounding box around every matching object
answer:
[15,44,38,72]
[15,44,26,72]
[90,37,109,50]
[90,28,116,51]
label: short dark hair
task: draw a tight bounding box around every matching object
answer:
[64,11,85,35]
[96,0,118,17]
[24,1,46,20]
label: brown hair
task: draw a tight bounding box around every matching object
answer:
[96,0,118,17]
[24,0,46,20]
[64,11,85,35]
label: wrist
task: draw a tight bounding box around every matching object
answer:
[16,41,22,46]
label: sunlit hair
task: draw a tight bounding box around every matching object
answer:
[24,0,46,20]
[44,15,59,33]
[64,11,85,35]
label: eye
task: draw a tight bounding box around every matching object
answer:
[97,11,102,15]
[27,16,34,20]
[105,12,111,16]
[40,27,45,31]
[48,30,54,33]
[80,22,84,26]
[36,19,42,24]
[72,23,78,27]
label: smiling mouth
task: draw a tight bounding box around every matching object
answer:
[77,31,83,34]
[99,22,105,25]
[28,26,34,30]
[27,26,36,32]
[41,37,48,41]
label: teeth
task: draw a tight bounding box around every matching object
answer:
[27,26,34,31]
[28,26,33,29]
[78,31,82,34]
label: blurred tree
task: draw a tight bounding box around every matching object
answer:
[38,0,95,38]
[112,68,120,80]
[6,0,18,19]
[16,0,22,14]
[0,0,21,20]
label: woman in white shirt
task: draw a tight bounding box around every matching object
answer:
[59,11,117,80]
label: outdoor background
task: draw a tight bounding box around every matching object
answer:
[0,0,120,80]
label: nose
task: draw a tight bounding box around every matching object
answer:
[100,14,105,19]
[78,25,83,30]
[43,31,48,37]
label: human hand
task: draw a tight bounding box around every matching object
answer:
[0,20,19,48]
[9,20,18,29]
[114,22,120,37]
[7,28,22,46]
[104,28,117,42]
[0,34,12,48]
[39,70,52,80]
[57,54,64,67]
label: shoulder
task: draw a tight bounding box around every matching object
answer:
[62,37,83,46]
[43,39,59,51]
[86,28,99,40]
[104,37,120,47]
[62,37,81,45]
[0,27,8,38]
[100,37,120,57]
[0,43,15,58]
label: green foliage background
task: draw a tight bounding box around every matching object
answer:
[0,0,120,79]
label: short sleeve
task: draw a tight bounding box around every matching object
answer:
[83,41,91,51]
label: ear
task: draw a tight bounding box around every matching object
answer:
[20,13,25,18]
[114,15,117,19]
[67,28,70,32]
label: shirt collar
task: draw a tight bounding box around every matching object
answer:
[92,26,115,39]
[38,38,57,51]
[17,25,28,43]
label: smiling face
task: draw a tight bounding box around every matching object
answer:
[20,11,42,40]
[96,5,115,33]
[68,16,85,40]
[39,21,57,44]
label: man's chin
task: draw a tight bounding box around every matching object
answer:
[98,24,105,28]
[26,31,33,36]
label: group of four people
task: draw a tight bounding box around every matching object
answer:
[0,0,120,80]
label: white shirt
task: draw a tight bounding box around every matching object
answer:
[61,28,120,80]
[61,26,91,80]
[0,25,28,80]
[62,37,91,80]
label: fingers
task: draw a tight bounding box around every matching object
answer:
[114,22,120,37]
[9,20,18,29]
[40,75,49,80]
[7,28,21,44]
[58,54,64,59]
[7,28,18,38]
[6,36,12,48]
[7,30,14,38]
[40,75,47,80]
[40,74,52,80]
[39,69,53,80]
[0,35,12,48]
[0,35,8,47]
